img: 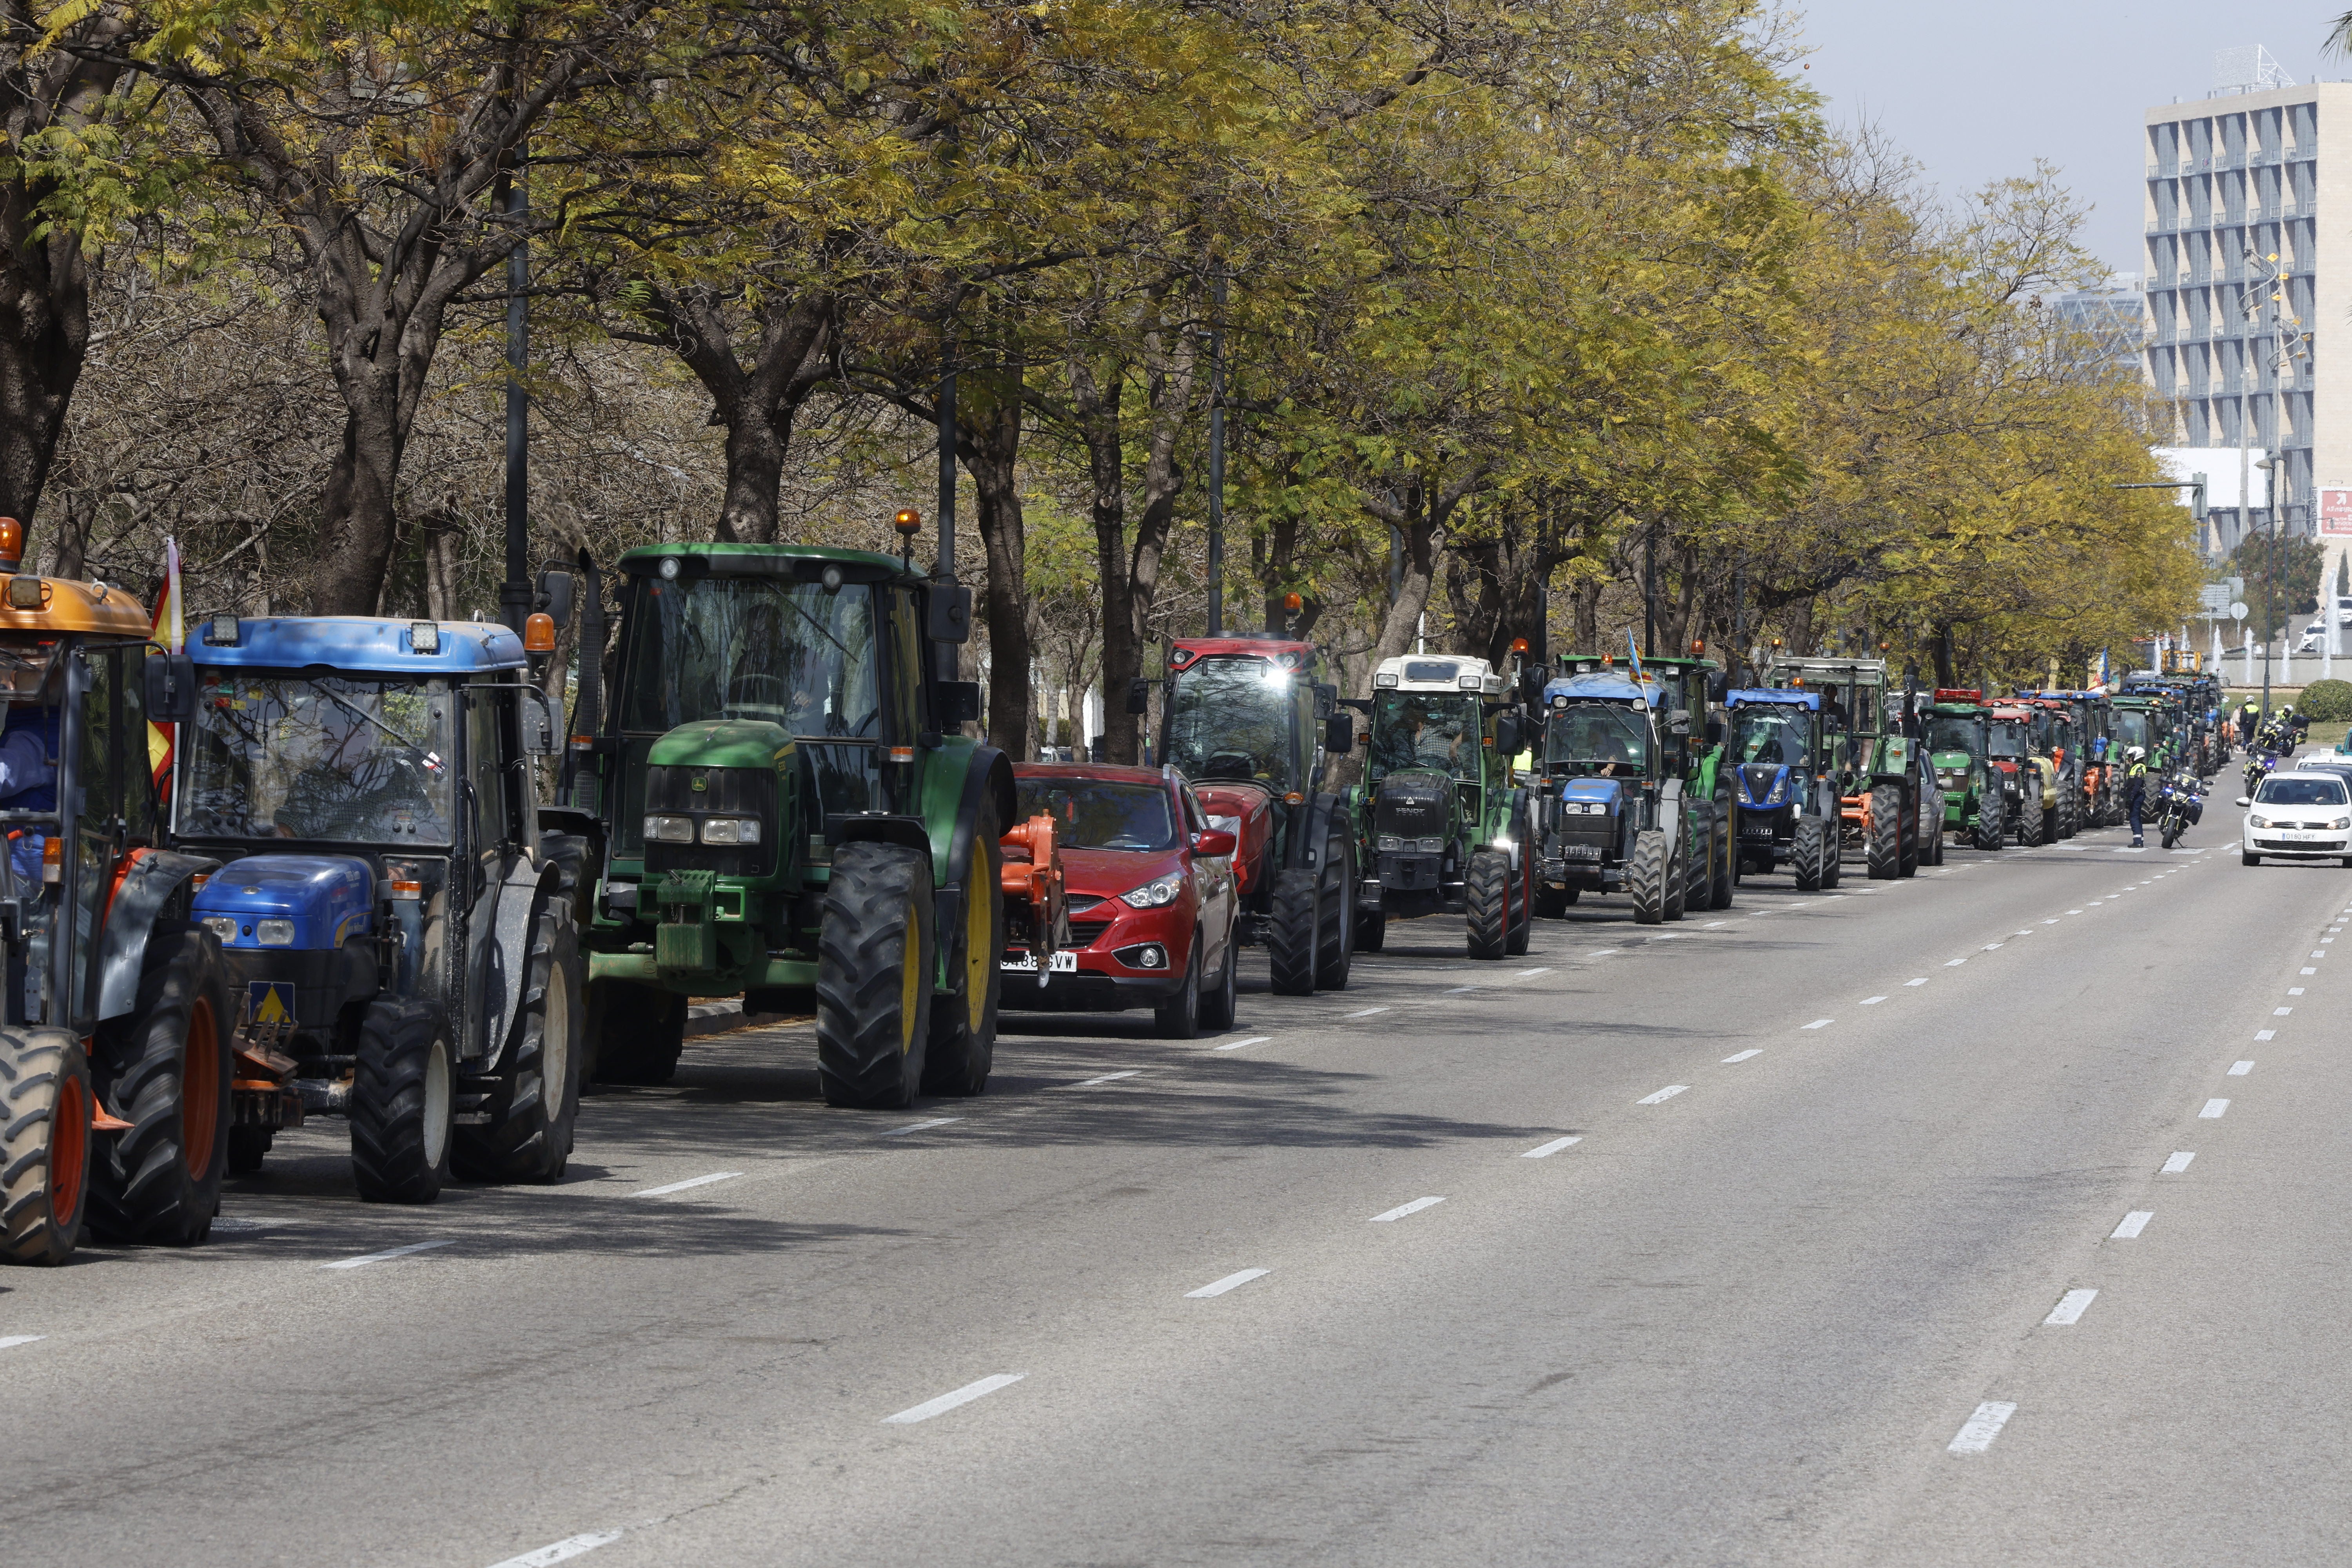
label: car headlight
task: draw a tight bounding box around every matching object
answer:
[1418,837,1445,853]
[701,816,762,845]
[1121,871,1185,908]
[256,919,296,947]
[2334,817,2350,831]
[2249,814,2269,828]
[200,915,238,943]
[644,814,695,843]
[1377,835,1401,851]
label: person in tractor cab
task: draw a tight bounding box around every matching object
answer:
[1823,691,1850,731]
[0,653,60,885]
[2125,745,2149,848]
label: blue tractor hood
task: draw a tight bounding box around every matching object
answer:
[1543,671,1663,708]
[194,855,376,951]
[189,616,524,675]
[1726,688,1820,711]
[1559,777,1623,808]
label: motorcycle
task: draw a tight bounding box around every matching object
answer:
[2243,749,2283,799]
[2157,771,2204,850]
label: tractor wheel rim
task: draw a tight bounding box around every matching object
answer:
[901,895,922,1053]
[543,959,572,1114]
[423,1040,452,1167]
[965,872,991,1032]
[182,996,220,1177]
[52,1070,87,1223]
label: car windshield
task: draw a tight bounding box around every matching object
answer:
[1731,707,1812,767]
[1369,692,1481,778]
[619,575,880,739]
[1545,701,1650,776]
[1164,657,1296,788]
[1926,714,1982,758]
[2114,710,2153,750]
[1014,778,1180,851]
[2256,777,2349,806]
[180,673,455,843]
[1986,723,2028,758]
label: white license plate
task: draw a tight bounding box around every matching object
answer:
[1001,950,1080,974]
[2285,830,2330,842]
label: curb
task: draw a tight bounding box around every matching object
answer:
[685,1001,809,1038]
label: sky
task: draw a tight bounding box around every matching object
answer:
[1788,2,2339,278]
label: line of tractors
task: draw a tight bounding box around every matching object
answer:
[0,512,2230,1267]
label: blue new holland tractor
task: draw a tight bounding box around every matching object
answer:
[1723,688,1842,889]
[165,615,583,1201]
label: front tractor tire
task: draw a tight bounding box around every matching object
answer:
[453,899,584,1185]
[89,931,232,1245]
[815,842,936,1110]
[925,801,1004,1098]
[1466,849,1511,958]
[349,998,454,1205]
[1866,785,1903,880]
[1792,817,1828,892]
[1629,829,1672,924]
[0,1030,93,1266]
[587,982,687,1087]
[1267,868,1321,996]
[2016,784,2046,847]
[1505,848,1535,955]
[1973,797,2005,853]
[1315,835,1355,990]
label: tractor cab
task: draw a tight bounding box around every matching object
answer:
[1158,635,1356,993]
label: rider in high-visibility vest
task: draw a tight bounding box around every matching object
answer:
[2125,746,2150,848]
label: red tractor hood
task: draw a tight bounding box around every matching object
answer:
[1191,781,1278,897]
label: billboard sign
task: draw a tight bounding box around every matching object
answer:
[2323,487,2352,536]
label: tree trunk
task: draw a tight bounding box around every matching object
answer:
[961,370,1031,757]
[1067,353,1138,762]
[311,377,407,614]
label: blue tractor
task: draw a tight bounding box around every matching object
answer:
[163,615,583,1201]
[1531,667,1707,921]
[1723,689,1842,889]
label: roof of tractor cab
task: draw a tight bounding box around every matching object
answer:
[1168,637,1321,674]
[0,575,151,639]
[1372,653,1500,693]
[1726,688,1820,709]
[190,617,524,673]
[1543,671,1662,707]
[616,540,921,584]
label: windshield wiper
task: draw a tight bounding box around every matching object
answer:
[321,687,419,750]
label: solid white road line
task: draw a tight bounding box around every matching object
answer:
[2229,1061,2254,1076]
[2043,1289,2099,1326]
[1186,1268,1271,1298]
[630,1171,744,1198]
[2201,1098,2230,1118]
[2111,1211,2154,1240]
[1347,1007,1392,1018]
[1369,1196,1446,1222]
[1523,1136,1583,1158]
[1067,1071,1143,1087]
[1722,1049,1763,1063]
[1802,1018,1833,1029]
[0,1334,44,1351]
[321,1240,455,1270]
[1214,1036,1270,1052]
[486,1531,625,1568]
[1949,1401,2018,1454]
[880,1118,963,1137]
[2162,1152,2196,1173]
[1638,1085,1690,1104]
[883,1374,1026,1425]
[1860,996,1887,1005]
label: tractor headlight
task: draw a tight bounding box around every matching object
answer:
[1121,871,1185,908]
[644,814,695,843]
[1418,836,1445,853]
[200,916,238,943]
[700,816,762,845]
[256,919,296,947]
[1377,835,1402,851]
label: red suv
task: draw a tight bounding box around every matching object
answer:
[1005,763,1241,1036]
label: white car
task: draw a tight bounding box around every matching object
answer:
[2239,770,2352,866]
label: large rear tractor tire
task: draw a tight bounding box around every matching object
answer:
[1505,850,1534,955]
[2057,784,2078,840]
[1267,868,1320,996]
[349,997,453,1205]
[1867,785,1903,880]
[1712,819,1737,908]
[89,931,231,1244]
[1792,817,1826,892]
[1664,828,1690,920]
[453,899,583,1184]
[1466,849,1510,958]
[1973,798,2004,853]
[588,982,687,1086]
[924,802,1004,1098]
[2017,785,2045,847]
[1630,829,1671,924]
[1,1030,92,1266]
[815,842,935,1110]
[1315,836,1355,991]
[1355,906,1387,953]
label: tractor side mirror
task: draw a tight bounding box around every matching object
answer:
[928,583,972,644]
[1325,714,1356,753]
[1667,708,1692,738]
[1126,678,1152,716]
[142,652,195,722]
[1314,682,1339,719]
[535,569,575,628]
[1495,715,1523,757]
[937,680,983,726]
[521,687,559,755]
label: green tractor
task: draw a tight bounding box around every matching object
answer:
[1347,653,1533,958]
[561,537,1015,1109]
[1923,693,2005,850]
[1532,653,1731,924]
[2109,695,2168,777]
[1765,656,1939,877]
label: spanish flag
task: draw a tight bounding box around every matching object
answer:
[147,536,181,797]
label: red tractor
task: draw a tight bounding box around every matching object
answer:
[1143,635,1358,995]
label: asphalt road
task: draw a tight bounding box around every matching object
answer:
[4,795,2345,1567]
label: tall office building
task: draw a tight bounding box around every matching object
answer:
[2143,47,2345,569]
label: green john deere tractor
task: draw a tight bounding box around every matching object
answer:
[560,537,1015,1109]
[1765,656,1939,877]
[1923,695,2004,850]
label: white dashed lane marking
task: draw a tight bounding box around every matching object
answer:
[2229,1061,2254,1076]
[1186,1269,1270,1299]
[0,1335,43,1352]
[1522,1136,1582,1159]
[883,1374,1026,1425]
[2162,1152,2196,1173]
[2043,1289,2098,1326]
[630,1171,744,1198]
[1637,1085,1690,1105]
[1949,1401,2018,1455]
[1369,1196,1446,1223]
[486,1530,626,1568]
[2110,1211,2154,1240]
[321,1240,455,1271]
[1214,1036,1270,1052]
[880,1118,963,1137]
[1722,1050,1763,1063]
